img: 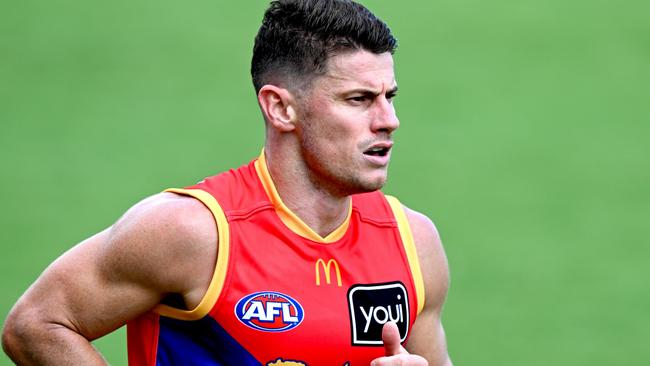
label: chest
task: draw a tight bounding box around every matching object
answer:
[208,215,417,365]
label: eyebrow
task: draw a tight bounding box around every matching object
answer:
[346,85,399,96]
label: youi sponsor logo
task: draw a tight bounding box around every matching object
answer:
[347,282,409,345]
[235,291,304,332]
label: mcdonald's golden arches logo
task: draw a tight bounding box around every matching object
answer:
[315,258,342,286]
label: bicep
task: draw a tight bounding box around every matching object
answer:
[405,305,450,365]
[16,227,165,341]
[13,193,217,341]
[403,206,452,365]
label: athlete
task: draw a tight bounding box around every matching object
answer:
[2,1,452,365]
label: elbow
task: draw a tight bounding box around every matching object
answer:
[2,304,39,361]
[2,311,23,360]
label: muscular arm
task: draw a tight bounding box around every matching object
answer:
[2,193,217,365]
[371,206,452,366]
[404,207,452,365]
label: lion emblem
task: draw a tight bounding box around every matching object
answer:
[266,358,307,366]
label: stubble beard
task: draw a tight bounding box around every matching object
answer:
[300,134,388,197]
[296,95,388,197]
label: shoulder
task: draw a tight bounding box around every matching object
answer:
[402,207,442,263]
[401,205,450,310]
[111,192,216,243]
[102,192,218,295]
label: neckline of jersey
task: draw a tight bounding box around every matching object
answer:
[253,149,352,244]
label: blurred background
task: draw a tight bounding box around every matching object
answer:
[1,0,648,364]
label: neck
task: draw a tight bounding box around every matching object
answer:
[263,145,351,238]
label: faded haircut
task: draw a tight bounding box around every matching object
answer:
[251,0,397,93]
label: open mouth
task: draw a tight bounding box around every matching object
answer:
[363,146,390,157]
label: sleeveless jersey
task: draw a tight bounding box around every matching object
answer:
[127,151,425,366]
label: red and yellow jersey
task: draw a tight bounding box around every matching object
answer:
[127,151,425,366]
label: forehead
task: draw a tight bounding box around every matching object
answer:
[316,50,396,92]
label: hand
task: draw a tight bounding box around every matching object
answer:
[370,322,428,366]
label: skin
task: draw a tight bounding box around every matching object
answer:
[2,50,451,365]
[373,207,452,366]
[2,194,218,365]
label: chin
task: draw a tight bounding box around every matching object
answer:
[325,166,388,196]
[349,175,388,194]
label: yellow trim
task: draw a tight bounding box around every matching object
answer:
[385,195,425,315]
[254,149,351,243]
[153,188,230,320]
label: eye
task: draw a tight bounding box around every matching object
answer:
[349,95,367,103]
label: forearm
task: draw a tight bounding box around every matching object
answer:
[3,320,107,366]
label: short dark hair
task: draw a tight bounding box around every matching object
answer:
[251,0,397,93]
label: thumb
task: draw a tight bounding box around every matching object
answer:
[381,321,405,356]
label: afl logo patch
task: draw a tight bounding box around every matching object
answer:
[235,291,304,332]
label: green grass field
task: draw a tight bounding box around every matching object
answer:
[1,1,649,364]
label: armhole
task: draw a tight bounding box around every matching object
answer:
[152,188,230,320]
[385,195,426,315]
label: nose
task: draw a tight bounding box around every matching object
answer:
[371,96,400,134]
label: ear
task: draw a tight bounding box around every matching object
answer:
[257,85,297,132]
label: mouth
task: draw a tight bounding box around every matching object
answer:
[363,142,393,157]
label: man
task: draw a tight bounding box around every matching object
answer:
[2,0,452,365]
